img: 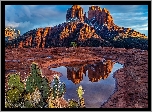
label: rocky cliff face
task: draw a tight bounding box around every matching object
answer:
[60,22,101,41]
[88,6,114,29]
[5,27,20,40]
[66,5,84,22]
[5,5,148,49]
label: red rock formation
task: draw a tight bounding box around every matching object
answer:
[88,6,114,29]
[6,5,147,49]
[88,6,102,20]
[17,27,52,48]
[60,22,101,41]
[66,5,84,22]
[23,35,32,47]
[18,41,23,48]
[60,25,70,39]
[44,27,51,37]
[79,23,100,41]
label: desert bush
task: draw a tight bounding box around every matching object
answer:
[5,62,85,108]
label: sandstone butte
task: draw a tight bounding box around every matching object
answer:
[5,5,148,108]
[5,5,147,49]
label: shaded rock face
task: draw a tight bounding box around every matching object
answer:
[5,5,148,49]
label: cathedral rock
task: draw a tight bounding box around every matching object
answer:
[88,6,114,29]
[5,5,148,50]
[66,5,84,22]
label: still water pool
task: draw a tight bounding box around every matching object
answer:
[50,60,123,108]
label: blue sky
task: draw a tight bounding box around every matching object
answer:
[5,5,148,36]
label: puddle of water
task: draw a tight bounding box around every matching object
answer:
[5,60,20,62]
[46,56,52,59]
[27,58,35,61]
[50,60,123,108]
[6,70,17,72]
[5,70,18,76]
[9,70,17,72]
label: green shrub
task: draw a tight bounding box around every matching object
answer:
[5,62,85,108]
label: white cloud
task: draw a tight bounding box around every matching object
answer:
[28,5,37,7]
[5,20,32,28]
[136,27,148,30]
[5,20,20,28]
[142,23,148,27]
[125,23,148,31]
[111,12,147,17]
[123,17,148,21]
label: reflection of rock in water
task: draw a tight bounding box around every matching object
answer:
[88,60,114,82]
[66,60,114,84]
[66,64,86,84]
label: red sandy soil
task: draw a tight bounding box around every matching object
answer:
[5,47,148,108]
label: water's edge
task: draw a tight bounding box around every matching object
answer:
[50,62,123,108]
[100,66,123,108]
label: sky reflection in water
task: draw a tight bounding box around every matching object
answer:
[50,61,123,108]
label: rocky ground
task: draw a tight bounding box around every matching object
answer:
[5,47,148,108]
